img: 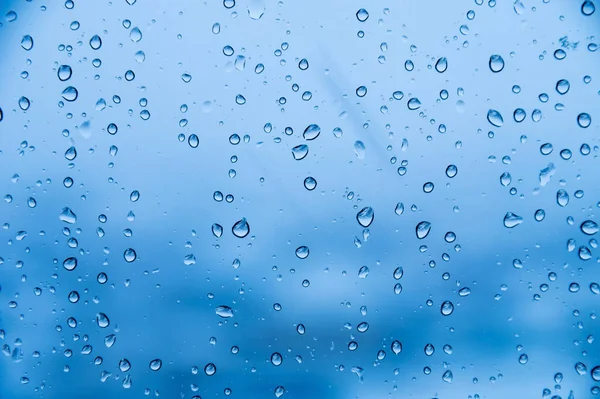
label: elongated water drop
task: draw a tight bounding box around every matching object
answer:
[487,109,504,127]
[292,144,309,160]
[416,221,431,239]
[503,212,523,228]
[356,207,374,227]
[215,305,233,318]
[303,124,320,140]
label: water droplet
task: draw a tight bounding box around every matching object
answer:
[513,108,526,122]
[18,96,30,111]
[582,0,596,16]
[124,248,137,262]
[519,354,529,364]
[394,202,404,215]
[503,212,523,228]
[65,146,77,161]
[556,189,569,207]
[445,165,458,178]
[204,363,216,376]
[295,246,309,259]
[489,54,505,72]
[534,209,545,222]
[487,109,504,127]
[188,134,199,148]
[27,197,37,208]
[296,324,305,335]
[407,98,421,110]
[303,124,320,140]
[357,322,369,333]
[63,257,77,271]
[21,35,33,51]
[459,287,471,296]
[435,57,448,73]
[89,35,102,50]
[581,220,598,235]
[416,221,431,239]
[441,301,454,316]
[129,190,140,202]
[232,218,250,238]
[235,94,246,105]
[298,58,309,70]
[274,386,286,397]
[61,86,78,102]
[391,340,402,354]
[215,305,233,318]
[149,359,162,371]
[129,27,142,42]
[353,141,366,159]
[577,113,591,128]
[442,370,453,383]
[358,266,369,279]
[356,8,369,22]
[292,144,309,160]
[356,207,374,228]
[303,177,317,191]
[556,79,570,94]
[212,223,223,238]
[356,86,367,97]
[247,0,265,19]
[59,207,77,223]
[119,358,131,372]
[575,361,587,375]
[96,312,110,328]
[592,365,600,381]
[271,352,283,366]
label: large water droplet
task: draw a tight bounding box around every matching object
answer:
[295,246,309,259]
[18,96,30,111]
[216,305,233,318]
[204,363,216,376]
[96,312,110,328]
[129,27,142,42]
[416,221,431,239]
[391,340,402,354]
[124,248,137,262]
[65,146,77,161]
[581,220,598,235]
[556,189,569,207]
[582,0,596,15]
[61,86,78,102]
[441,301,454,316]
[292,144,309,160]
[577,112,591,128]
[212,223,223,238]
[487,109,504,127]
[274,386,286,397]
[356,8,369,22]
[149,359,162,371]
[89,35,102,50]
[435,57,448,73]
[503,212,523,228]
[489,54,505,72]
[442,370,454,383]
[63,257,78,271]
[271,352,283,366]
[21,35,33,51]
[407,98,421,110]
[356,207,374,227]
[303,124,321,140]
[232,218,250,238]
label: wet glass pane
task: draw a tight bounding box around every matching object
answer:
[1,0,599,398]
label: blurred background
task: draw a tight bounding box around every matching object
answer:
[0,0,599,398]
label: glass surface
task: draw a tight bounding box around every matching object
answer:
[1,0,599,398]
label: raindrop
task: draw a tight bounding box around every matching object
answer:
[303,177,317,191]
[441,301,454,316]
[60,207,77,223]
[292,144,309,160]
[489,54,505,72]
[63,257,77,271]
[124,248,137,262]
[235,94,246,105]
[487,109,504,127]
[582,0,596,15]
[556,189,569,207]
[212,223,223,238]
[577,113,591,128]
[356,86,367,97]
[354,141,366,159]
[65,146,77,161]
[356,207,374,228]
[581,220,598,235]
[271,352,283,366]
[356,8,369,22]
[442,370,453,383]
[89,35,102,50]
[303,124,321,140]
[130,190,140,202]
[96,313,110,328]
[407,98,421,110]
[274,386,286,397]
[295,246,309,259]
[129,27,142,42]
[19,96,30,111]
[149,359,162,371]
[204,363,216,376]
[61,86,78,102]
[416,221,431,239]
[394,202,404,215]
[435,57,448,73]
[534,209,545,222]
[391,340,402,354]
[503,212,523,228]
[119,359,131,372]
[575,362,587,375]
[556,79,570,95]
[358,266,369,279]
[298,58,309,70]
[232,218,250,238]
[21,35,33,51]
[357,322,369,333]
[445,165,458,178]
[216,306,233,318]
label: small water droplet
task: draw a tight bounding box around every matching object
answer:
[89,35,102,50]
[271,352,283,366]
[232,218,250,238]
[149,359,162,371]
[204,363,217,376]
[129,27,142,42]
[435,57,448,73]
[295,246,309,259]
